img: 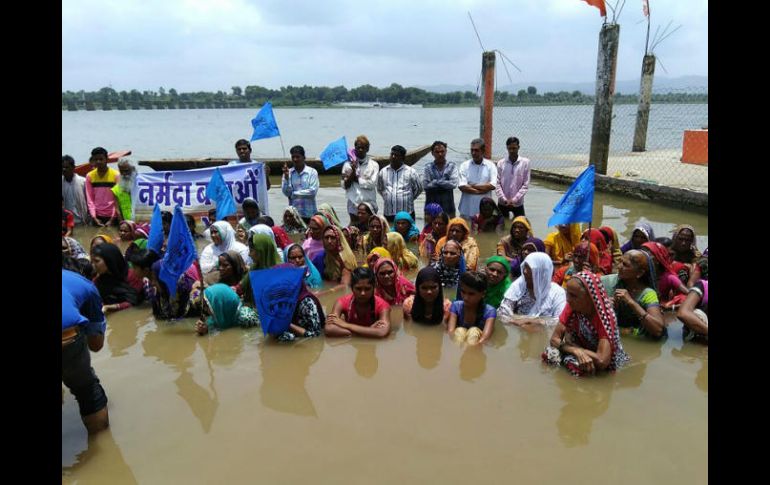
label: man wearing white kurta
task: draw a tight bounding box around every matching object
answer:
[457,138,498,221]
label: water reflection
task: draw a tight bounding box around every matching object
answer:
[459,345,487,382]
[62,429,137,484]
[352,341,379,378]
[555,374,613,447]
[513,322,549,361]
[108,312,153,358]
[402,320,444,370]
[670,335,709,395]
[614,338,664,390]
[258,337,323,417]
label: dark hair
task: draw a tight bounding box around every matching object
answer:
[655,237,673,248]
[242,198,260,214]
[129,249,161,270]
[235,139,251,149]
[161,211,173,223]
[470,138,485,150]
[62,155,75,167]
[459,271,488,326]
[90,147,108,157]
[351,267,376,287]
[505,136,520,146]
[696,256,708,280]
[412,267,444,325]
[431,140,447,151]
[289,145,305,156]
[256,215,274,227]
[432,212,449,227]
[62,256,93,279]
[184,214,198,235]
[391,145,406,157]
[218,251,246,283]
[599,227,613,244]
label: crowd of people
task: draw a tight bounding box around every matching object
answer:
[62,137,709,434]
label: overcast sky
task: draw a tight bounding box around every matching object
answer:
[62,0,707,92]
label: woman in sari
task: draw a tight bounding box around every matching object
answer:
[543,223,582,268]
[199,221,251,275]
[598,226,623,270]
[581,228,613,275]
[671,224,702,264]
[282,206,308,235]
[483,256,512,308]
[373,257,415,306]
[90,234,114,255]
[431,239,466,290]
[216,250,248,288]
[420,203,444,243]
[314,225,358,286]
[385,231,419,271]
[552,241,602,288]
[365,247,391,269]
[419,212,448,264]
[640,241,689,308]
[392,211,421,243]
[356,202,376,233]
[91,242,139,313]
[508,236,547,279]
[195,283,260,335]
[362,214,390,255]
[499,252,567,327]
[148,260,201,320]
[434,218,480,271]
[302,214,327,261]
[269,264,326,342]
[677,276,709,343]
[237,197,261,232]
[318,203,344,228]
[249,224,285,262]
[63,236,89,262]
[620,222,656,253]
[543,271,629,377]
[117,220,148,242]
[238,232,282,305]
[497,216,533,272]
[284,243,323,289]
[471,197,505,234]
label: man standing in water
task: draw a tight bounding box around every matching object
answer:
[458,138,497,221]
[422,140,459,218]
[282,145,319,224]
[62,155,89,225]
[377,145,423,223]
[62,268,109,434]
[495,136,530,219]
[111,158,136,221]
[341,135,379,225]
[85,147,119,227]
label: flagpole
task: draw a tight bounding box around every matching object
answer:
[278,135,286,158]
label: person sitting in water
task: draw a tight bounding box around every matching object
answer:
[620,222,656,254]
[89,234,113,256]
[581,228,614,275]
[185,214,204,240]
[431,239,466,290]
[543,271,630,377]
[498,253,567,327]
[148,260,202,320]
[355,202,376,233]
[419,212,448,264]
[670,224,703,288]
[601,250,666,339]
[373,257,415,306]
[598,226,623,270]
[283,243,323,289]
[238,232,282,304]
[271,264,326,342]
[420,203,444,243]
[256,215,292,250]
[544,223,582,268]
[302,214,327,262]
[214,250,248,289]
[237,197,261,232]
[496,215,533,271]
[471,196,505,234]
[90,243,140,313]
[434,217,480,271]
[199,221,251,276]
[195,283,260,335]
[402,266,452,324]
[677,276,708,343]
[282,206,308,235]
[325,267,391,338]
[313,225,358,286]
[392,211,421,243]
[552,241,603,288]
[362,214,389,256]
[506,235,546,279]
[447,271,496,345]
[482,256,513,309]
[126,249,158,300]
[365,247,391,269]
[62,197,75,237]
[640,241,689,308]
[63,239,94,279]
[385,231,419,271]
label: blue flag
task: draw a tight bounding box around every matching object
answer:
[147,204,164,255]
[320,136,349,170]
[547,165,595,227]
[205,168,237,220]
[249,267,305,336]
[250,102,280,141]
[159,206,198,297]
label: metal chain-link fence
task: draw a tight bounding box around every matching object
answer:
[490,87,708,193]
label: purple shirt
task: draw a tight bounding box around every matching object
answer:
[495,156,531,207]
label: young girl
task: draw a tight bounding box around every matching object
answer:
[403,267,452,324]
[471,197,505,234]
[325,267,391,338]
[447,271,496,345]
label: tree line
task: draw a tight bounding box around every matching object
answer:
[62,84,708,110]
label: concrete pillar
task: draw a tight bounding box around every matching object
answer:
[632,55,656,152]
[589,23,620,175]
[479,52,495,159]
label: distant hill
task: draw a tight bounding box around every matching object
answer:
[415,76,707,95]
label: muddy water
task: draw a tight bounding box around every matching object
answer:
[63,177,707,484]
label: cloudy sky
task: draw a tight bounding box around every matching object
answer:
[62,0,707,92]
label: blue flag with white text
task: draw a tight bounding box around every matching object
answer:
[205,168,237,220]
[320,136,349,170]
[250,102,280,141]
[249,267,305,336]
[547,165,595,227]
[159,206,198,297]
[147,203,164,254]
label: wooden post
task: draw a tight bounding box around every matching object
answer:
[589,23,620,175]
[632,54,656,152]
[479,51,495,159]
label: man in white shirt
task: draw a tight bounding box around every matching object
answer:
[62,155,90,225]
[341,135,379,225]
[458,138,498,221]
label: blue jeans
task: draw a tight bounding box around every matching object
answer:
[62,331,108,416]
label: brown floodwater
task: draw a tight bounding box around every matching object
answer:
[63,177,707,484]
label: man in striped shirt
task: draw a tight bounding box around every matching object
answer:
[281,145,319,223]
[377,145,423,223]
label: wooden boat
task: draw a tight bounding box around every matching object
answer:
[74,150,133,176]
[138,144,433,175]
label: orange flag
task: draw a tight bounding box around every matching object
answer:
[581,0,607,17]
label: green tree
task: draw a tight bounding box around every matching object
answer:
[231,86,242,97]
[527,86,537,95]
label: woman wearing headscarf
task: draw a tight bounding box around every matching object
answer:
[314,225,358,286]
[282,206,308,235]
[90,234,114,254]
[508,236,547,279]
[598,226,623,270]
[552,241,602,288]
[148,260,201,320]
[195,283,260,335]
[542,271,629,377]
[499,252,567,327]
[392,211,421,243]
[302,214,327,261]
[497,215,533,269]
[356,202,376,233]
[284,243,323,289]
[199,221,251,275]
[640,241,689,308]
[671,224,702,264]
[365,247,391,269]
[471,196,505,234]
[420,203,444,243]
[581,228,613,275]
[434,217,481,271]
[238,233,282,305]
[117,220,148,242]
[91,243,139,313]
[373,257,415,306]
[385,231,419,271]
[237,197,261,232]
[419,212,448,264]
[483,256,512,308]
[600,250,665,339]
[431,239,466,289]
[362,214,390,255]
[63,236,89,262]
[543,223,582,268]
[248,224,284,262]
[620,222,656,254]
[271,225,293,250]
[317,203,344,228]
[271,264,326,342]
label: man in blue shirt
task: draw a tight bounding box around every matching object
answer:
[62,269,109,434]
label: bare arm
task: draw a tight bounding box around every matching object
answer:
[325,300,353,337]
[615,290,665,338]
[676,291,708,336]
[447,311,458,334]
[478,317,495,344]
